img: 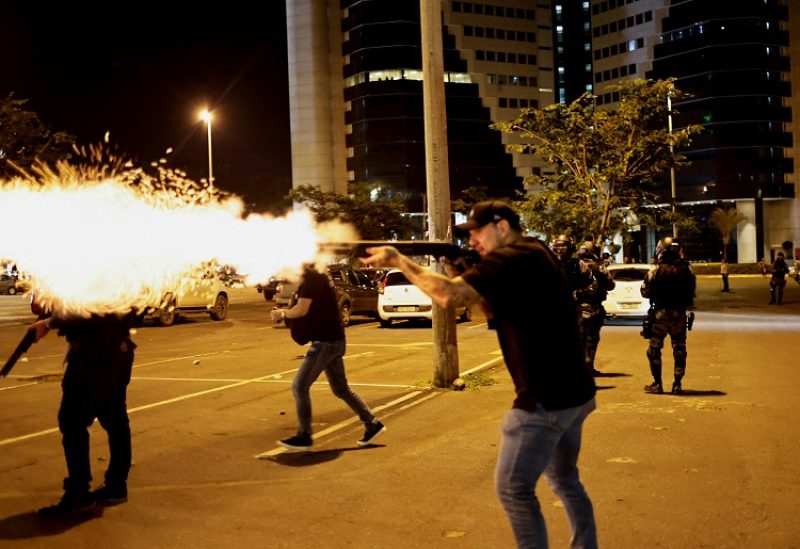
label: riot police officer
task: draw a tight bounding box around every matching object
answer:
[551,235,603,375]
[769,252,789,305]
[577,241,615,375]
[640,237,696,394]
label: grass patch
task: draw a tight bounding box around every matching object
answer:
[462,371,497,390]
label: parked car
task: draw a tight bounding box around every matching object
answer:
[0,274,30,295]
[377,268,472,328]
[146,273,229,326]
[602,263,653,319]
[256,276,288,301]
[273,265,379,327]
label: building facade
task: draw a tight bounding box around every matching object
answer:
[287,0,557,210]
[589,0,799,262]
[287,0,800,262]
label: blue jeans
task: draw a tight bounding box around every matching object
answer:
[292,339,375,436]
[495,398,597,549]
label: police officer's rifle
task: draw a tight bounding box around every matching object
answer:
[0,328,36,378]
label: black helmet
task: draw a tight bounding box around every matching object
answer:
[655,237,681,264]
[578,241,599,262]
[551,234,575,261]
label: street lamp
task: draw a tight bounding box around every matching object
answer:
[667,86,678,238]
[199,109,214,191]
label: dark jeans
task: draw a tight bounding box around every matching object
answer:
[291,339,375,437]
[59,338,134,494]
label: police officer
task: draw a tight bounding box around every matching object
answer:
[551,235,602,375]
[769,252,789,305]
[640,237,696,395]
[30,311,137,516]
[577,241,615,376]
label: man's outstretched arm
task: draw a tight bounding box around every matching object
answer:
[361,246,482,309]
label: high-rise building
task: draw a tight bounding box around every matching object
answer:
[287,0,800,261]
[552,1,594,104]
[588,0,798,262]
[287,0,556,209]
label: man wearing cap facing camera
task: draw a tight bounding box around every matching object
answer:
[361,200,597,549]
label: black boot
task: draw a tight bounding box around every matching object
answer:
[672,379,683,395]
[644,381,663,394]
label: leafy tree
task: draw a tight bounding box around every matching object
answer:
[451,186,498,216]
[494,78,702,246]
[287,183,417,240]
[709,207,747,262]
[0,94,75,179]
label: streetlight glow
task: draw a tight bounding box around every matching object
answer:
[199,109,214,191]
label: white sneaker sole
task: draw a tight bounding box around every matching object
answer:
[356,425,387,447]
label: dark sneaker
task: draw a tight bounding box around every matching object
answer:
[671,381,683,395]
[278,434,313,451]
[92,484,128,505]
[37,492,95,517]
[644,382,663,394]
[357,421,386,447]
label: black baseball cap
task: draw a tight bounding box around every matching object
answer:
[455,200,521,232]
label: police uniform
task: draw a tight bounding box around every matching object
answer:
[577,243,615,375]
[769,253,789,305]
[640,239,696,395]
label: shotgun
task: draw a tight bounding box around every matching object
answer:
[318,240,475,262]
[1,328,36,378]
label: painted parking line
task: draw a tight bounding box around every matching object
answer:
[254,389,436,459]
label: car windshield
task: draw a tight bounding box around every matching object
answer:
[610,268,648,282]
[384,271,410,286]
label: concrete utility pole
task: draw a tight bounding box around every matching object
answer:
[420,0,459,387]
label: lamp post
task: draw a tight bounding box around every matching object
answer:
[667,86,678,238]
[199,110,214,192]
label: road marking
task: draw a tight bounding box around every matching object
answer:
[347,342,432,348]
[461,355,504,376]
[0,382,39,391]
[133,352,226,370]
[468,322,488,329]
[254,389,434,459]
[130,376,416,389]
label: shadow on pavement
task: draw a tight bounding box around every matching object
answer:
[672,389,727,397]
[0,508,103,540]
[266,445,385,467]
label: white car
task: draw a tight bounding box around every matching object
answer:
[147,273,229,326]
[377,269,471,328]
[602,263,653,319]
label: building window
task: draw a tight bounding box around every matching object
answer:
[476,50,485,61]
[453,1,462,12]
[499,97,508,108]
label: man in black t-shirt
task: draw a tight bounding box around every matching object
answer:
[270,264,385,451]
[362,201,597,549]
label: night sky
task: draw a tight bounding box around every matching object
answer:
[1,3,292,211]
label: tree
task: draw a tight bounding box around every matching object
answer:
[0,93,75,179]
[286,183,417,240]
[709,207,748,262]
[494,78,702,246]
